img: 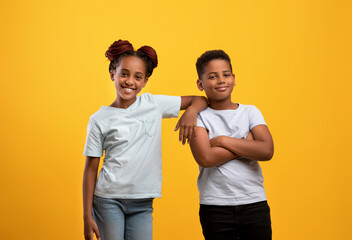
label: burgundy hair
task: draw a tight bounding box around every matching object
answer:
[105,40,158,77]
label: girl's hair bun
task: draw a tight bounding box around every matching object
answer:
[106,40,158,77]
[137,46,158,69]
[105,40,134,61]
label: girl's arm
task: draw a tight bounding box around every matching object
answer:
[210,125,274,161]
[189,127,239,168]
[83,156,101,240]
[175,96,208,144]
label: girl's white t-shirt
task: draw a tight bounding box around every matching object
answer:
[83,93,181,199]
[197,104,268,205]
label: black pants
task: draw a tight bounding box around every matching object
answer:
[199,201,272,240]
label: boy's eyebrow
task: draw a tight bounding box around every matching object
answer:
[207,70,231,75]
[207,72,218,75]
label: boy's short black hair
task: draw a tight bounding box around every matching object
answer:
[196,50,232,79]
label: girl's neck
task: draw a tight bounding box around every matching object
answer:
[209,99,238,110]
[110,97,137,109]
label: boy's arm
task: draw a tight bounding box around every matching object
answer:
[210,125,274,161]
[174,96,208,145]
[83,156,101,240]
[189,127,239,168]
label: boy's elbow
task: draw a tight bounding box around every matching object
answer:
[262,148,274,161]
[198,161,213,168]
[195,155,214,168]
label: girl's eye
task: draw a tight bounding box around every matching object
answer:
[121,72,128,77]
[135,76,142,80]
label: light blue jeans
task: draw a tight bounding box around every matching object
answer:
[93,196,154,240]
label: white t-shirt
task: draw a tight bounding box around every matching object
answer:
[83,93,181,199]
[197,104,267,205]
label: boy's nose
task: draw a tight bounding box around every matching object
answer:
[217,77,225,84]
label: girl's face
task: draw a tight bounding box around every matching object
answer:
[110,55,148,107]
[197,59,235,102]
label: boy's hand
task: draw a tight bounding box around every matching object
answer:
[210,136,225,148]
[246,131,253,140]
[175,108,197,145]
[211,132,253,148]
[84,216,101,240]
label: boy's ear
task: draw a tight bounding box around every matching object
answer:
[110,70,115,81]
[233,73,236,86]
[197,79,204,91]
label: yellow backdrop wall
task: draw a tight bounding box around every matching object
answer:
[1,0,351,239]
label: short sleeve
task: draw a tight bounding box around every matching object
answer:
[248,105,267,130]
[197,113,206,128]
[83,119,104,157]
[153,95,181,118]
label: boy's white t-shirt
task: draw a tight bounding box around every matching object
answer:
[83,93,181,199]
[197,104,267,206]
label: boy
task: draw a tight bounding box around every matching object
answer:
[189,50,274,240]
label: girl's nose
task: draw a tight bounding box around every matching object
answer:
[125,79,133,86]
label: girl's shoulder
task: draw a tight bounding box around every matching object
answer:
[88,106,120,122]
[140,93,180,105]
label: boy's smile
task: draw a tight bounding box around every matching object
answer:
[197,59,235,108]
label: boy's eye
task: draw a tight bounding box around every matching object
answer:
[209,75,216,79]
[224,74,230,77]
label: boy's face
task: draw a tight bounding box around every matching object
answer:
[110,55,148,104]
[197,59,235,102]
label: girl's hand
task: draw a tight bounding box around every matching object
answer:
[84,216,101,240]
[175,108,197,145]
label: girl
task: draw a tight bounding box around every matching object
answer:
[83,40,207,240]
[190,50,274,240]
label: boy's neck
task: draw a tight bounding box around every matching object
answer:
[209,99,238,110]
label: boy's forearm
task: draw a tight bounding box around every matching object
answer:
[191,144,238,168]
[190,127,239,168]
[215,136,273,161]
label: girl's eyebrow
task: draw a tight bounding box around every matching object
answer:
[135,71,145,76]
[121,68,145,76]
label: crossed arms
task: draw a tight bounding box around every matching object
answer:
[189,124,274,168]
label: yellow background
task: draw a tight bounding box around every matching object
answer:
[1,0,351,239]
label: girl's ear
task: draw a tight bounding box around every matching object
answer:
[110,70,115,81]
[197,79,204,91]
[233,73,236,86]
[142,78,149,87]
